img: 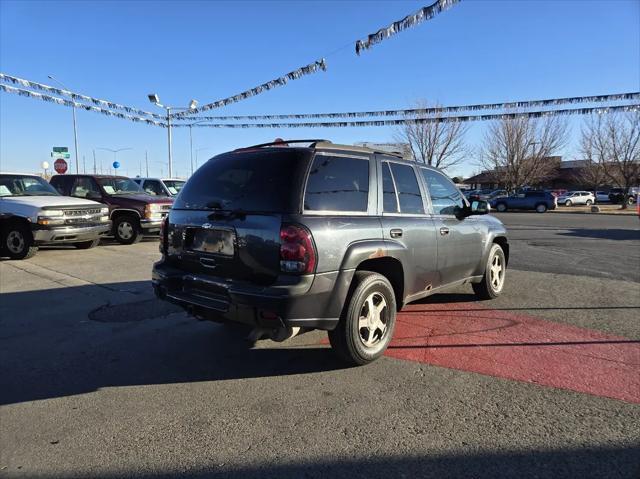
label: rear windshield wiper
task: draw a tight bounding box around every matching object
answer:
[207,208,246,220]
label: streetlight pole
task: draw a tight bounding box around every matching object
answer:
[147,94,198,179]
[188,120,209,176]
[195,147,212,170]
[48,75,79,174]
[97,147,133,175]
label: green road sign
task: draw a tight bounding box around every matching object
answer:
[52,147,68,153]
[51,153,71,159]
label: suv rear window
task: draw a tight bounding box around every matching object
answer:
[304,154,369,212]
[174,149,306,212]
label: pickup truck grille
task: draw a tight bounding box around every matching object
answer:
[61,208,104,226]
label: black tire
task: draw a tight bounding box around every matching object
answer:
[472,243,506,300]
[328,271,397,366]
[495,203,507,213]
[1,223,38,260]
[535,203,547,213]
[585,199,593,206]
[113,215,142,245]
[565,200,572,207]
[74,239,101,249]
[628,197,635,205]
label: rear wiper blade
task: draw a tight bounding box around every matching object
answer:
[207,208,246,220]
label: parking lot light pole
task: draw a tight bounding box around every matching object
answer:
[188,120,209,176]
[97,147,132,175]
[147,94,198,178]
[195,147,212,170]
[48,75,79,174]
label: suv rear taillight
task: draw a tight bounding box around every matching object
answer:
[280,224,316,274]
[159,216,168,254]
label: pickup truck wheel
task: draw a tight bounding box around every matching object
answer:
[74,239,101,249]
[113,215,142,245]
[328,271,397,366]
[495,203,507,213]
[2,224,38,260]
[473,243,506,300]
[535,203,547,213]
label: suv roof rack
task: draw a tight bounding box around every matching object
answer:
[234,139,331,151]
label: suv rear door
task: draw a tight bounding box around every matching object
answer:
[419,167,484,286]
[378,157,438,296]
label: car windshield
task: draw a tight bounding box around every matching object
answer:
[163,180,186,196]
[96,177,144,195]
[0,175,59,197]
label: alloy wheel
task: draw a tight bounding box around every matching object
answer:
[358,292,389,348]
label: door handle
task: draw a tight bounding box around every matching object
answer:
[390,228,403,238]
[439,227,450,236]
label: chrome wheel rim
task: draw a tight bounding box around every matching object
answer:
[6,230,25,254]
[117,221,134,240]
[489,252,505,292]
[537,204,546,212]
[358,292,388,348]
[497,204,506,212]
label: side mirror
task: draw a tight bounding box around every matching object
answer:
[471,200,490,215]
[455,200,489,220]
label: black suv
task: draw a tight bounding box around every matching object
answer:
[153,140,509,365]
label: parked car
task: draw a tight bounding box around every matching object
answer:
[556,191,595,206]
[132,177,186,197]
[490,190,557,213]
[50,174,173,244]
[0,173,110,259]
[595,191,610,203]
[609,187,639,205]
[152,140,509,365]
[466,189,507,201]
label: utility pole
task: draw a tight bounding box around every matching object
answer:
[145,151,149,177]
[83,154,86,174]
[48,75,79,173]
[93,149,97,174]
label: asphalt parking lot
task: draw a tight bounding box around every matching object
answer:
[1,212,639,479]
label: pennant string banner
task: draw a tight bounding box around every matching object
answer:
[174,92,640,122]
[0,84,167,127]
[172,59,327,117]
[173,104,640,129]
[0,73,166,120]
[356,0,461,55]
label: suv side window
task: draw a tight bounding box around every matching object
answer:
[388,163,424,214]
[381,162,399,213]
[71,177,100,199]
[304,155,369,212]
[420,168,464,215]
[143,180,165,196]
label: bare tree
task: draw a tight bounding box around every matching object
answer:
[480,114,568,192]
[580,112,640,209]
[573,157,607,198]
[395,101,469,171]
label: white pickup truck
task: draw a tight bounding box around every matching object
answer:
[0,173,111,259]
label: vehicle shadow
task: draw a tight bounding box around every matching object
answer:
[23,445,640,479]
[0,281,346,406]
[558,228,640,241]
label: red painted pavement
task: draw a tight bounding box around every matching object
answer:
[333,303,640,403]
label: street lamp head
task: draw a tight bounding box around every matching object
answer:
[188,99,198,110]
[148,93,160,104]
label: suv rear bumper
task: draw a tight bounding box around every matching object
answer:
[152,261,354,330]
[32,223,111,244]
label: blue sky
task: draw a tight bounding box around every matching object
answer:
[1,0,638,178]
